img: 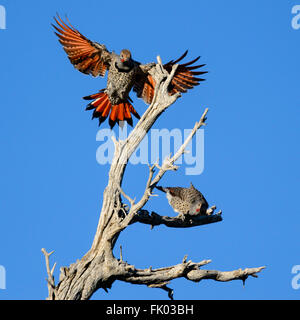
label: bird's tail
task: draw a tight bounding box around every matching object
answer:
[83,90,140,128]
[155,185,167,193]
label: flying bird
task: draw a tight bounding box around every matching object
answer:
[52,15,207,128]
[156,183,209,217]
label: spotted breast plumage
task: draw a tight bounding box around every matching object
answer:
[52,15,207,128]
[156,183,209,216]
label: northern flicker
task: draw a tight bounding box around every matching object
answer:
[156,183,209,217]
[52,15,207,128]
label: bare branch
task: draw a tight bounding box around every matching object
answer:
[148,108,209,192]
[121,108,210,230]
[132,209,223,229]
[118,258,212,286]
[150,284,174,300]
[41,54,265,300]
[120,245,123,262]
[168,108,208,166]
[186,266,266,285]
[119,187,135,207]
[41,248,57,300]
[117,257,265,299]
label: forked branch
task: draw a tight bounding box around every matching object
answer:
[117,257,265,298]
[41,55,265,300]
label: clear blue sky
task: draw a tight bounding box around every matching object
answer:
[0,0,299,300]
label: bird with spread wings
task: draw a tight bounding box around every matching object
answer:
[52,15,207,128]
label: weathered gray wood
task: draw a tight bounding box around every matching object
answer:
[132,209,223,229]
[42,57,265,300]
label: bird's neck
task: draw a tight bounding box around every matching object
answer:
[115,59,134,72]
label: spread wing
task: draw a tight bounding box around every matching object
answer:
[133,64,156,104]
[163,50,207,95]
[133,51,207,104]
[52,15,111,77]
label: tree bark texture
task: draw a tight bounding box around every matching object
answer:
[42,57,265,300]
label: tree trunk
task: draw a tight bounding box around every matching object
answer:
[42,57,265,300]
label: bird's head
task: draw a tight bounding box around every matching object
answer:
[120,49,132,63]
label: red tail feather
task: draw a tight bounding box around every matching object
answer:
[83,90,140,128]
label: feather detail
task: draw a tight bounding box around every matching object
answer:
[53,14,111,77]
[163,51,207,96]
[83,91,140,128]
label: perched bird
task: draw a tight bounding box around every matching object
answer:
[52,15,207,128]
[156,183,209,217]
